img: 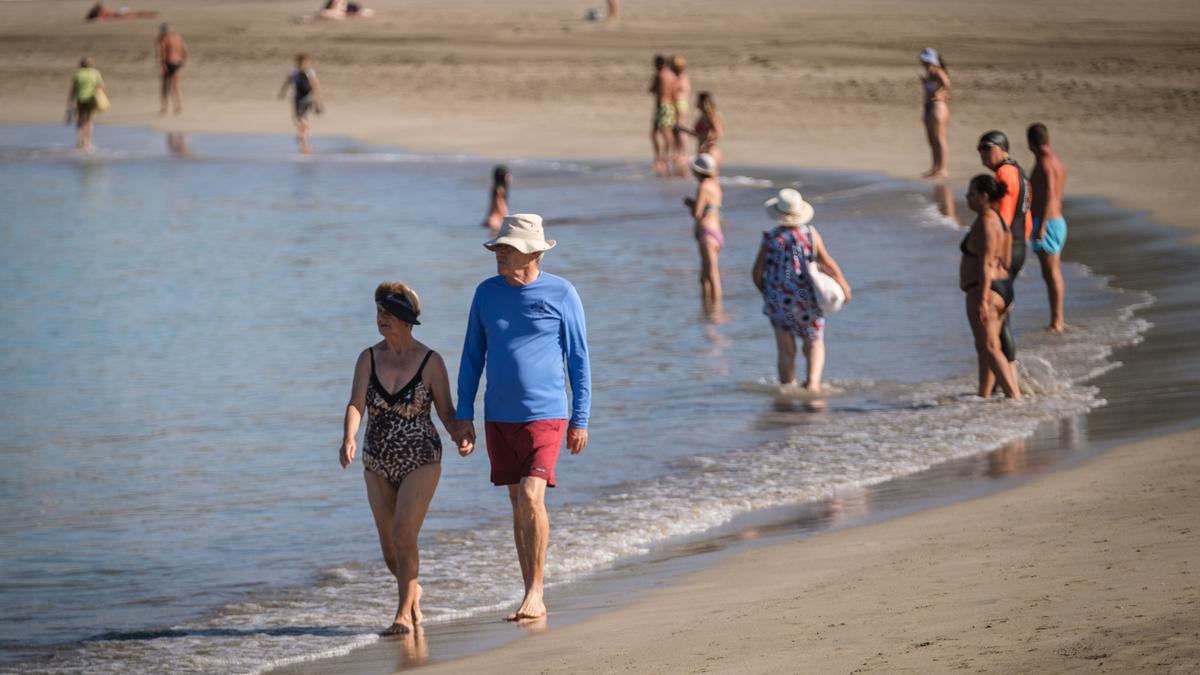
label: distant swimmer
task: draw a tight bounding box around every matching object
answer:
[66,57,106,151]
[457,214,591,624]
[483,165,510,230]
[753,189,852,393]
[277,54,323,154]
[977,129,1032,369]
[1027,122,1069,333]
[677,91,724,167]
[960,175,1021,400]
[156,24,188,115]
[683,153,724,308]
[648,54,679,176]
[919,48,951,179]
[339,282,466,635]
[670,56,692,176]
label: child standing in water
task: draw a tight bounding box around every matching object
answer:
[753,189,852,392]
[482,165,510,230]
[278,54,323,154]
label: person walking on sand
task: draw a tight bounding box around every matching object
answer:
[683,153,724,307]
[278,54,323,154]
[670,55,692,175]
[753,189,852,393]
[456,214,591,622]
[1028,122,1069,333]
[919,48,951,178]
[676,91,724,167]
[339,282,467,635]
[960,175,1021,399]
[156,23,187,115]
[66,57,106,151]
[977,129,1032,369]
[649,55,678,176]
[483,165,510,230]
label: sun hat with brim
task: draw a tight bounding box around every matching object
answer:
[689,153,717,177]
[483,213,557,254]
[764,188,815,226]
[918,47,941,66]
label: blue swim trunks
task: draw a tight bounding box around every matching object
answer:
[1032,216,1067,255]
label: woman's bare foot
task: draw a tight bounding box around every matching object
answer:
[922,168,948,179]
[1046,322,1067,333]
[506,589,546,621]
[380,618,413,636]
[412,584,423,625]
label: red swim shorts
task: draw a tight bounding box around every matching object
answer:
[484,419,567,487]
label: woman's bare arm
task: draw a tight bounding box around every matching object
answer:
[814,230,852,303]
[339,348,371,467]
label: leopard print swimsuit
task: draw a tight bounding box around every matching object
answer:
[362,348,442,485]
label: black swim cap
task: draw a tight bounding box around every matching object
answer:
[977,130,1009,152]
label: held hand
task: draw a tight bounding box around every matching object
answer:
[567,425,588,455]
[457,420,476,457]
[339,438,356,468]
[978,302,989,327]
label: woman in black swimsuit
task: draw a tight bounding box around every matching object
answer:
[960,175,1021,400]
[339,282,464,635]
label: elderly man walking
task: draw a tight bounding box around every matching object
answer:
[456,213,591,621]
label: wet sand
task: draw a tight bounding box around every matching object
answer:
[3,0,1198,672]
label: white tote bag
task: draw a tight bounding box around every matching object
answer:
[801,226,845,314]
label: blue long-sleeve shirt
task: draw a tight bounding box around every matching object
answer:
[456,272,591,428]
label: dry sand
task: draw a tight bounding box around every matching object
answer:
[3,1,1198,672]
[416,428,1200,674]
[1,0,1198,232]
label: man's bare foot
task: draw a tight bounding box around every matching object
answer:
[506,590,546,621]
[1046,323,1067,333]
[922,168,948,179]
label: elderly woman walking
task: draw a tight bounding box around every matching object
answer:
[339,282,464,635]
[753,189,852,392]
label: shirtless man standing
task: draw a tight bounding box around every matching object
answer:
[648,55,678,176]
[1028,123,1069,332]
[157,24,187,115]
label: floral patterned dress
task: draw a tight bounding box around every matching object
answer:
[760,224,825,343]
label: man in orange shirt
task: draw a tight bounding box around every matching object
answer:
[977,130,1031,369]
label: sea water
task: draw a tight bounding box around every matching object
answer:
[0,125,1150,673]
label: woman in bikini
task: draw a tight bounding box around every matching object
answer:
[683,153,723,307]
[677,91,724,167]
[960,175,1021,399]
[919,48,951,178]
[482,165,510,230]
[339,282,464,635]
[753,189,851,393]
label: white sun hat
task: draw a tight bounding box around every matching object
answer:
[764,188,815,226]
[483,213,557,254]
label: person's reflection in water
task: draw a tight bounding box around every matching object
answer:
[772,395,827,414]
[516,615,548,633]
[984,437,1027,478]
[389,628,429,668]
[933,182,958,225]
[165,131,189,155]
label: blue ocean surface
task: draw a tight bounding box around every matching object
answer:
[0,125,1149,673]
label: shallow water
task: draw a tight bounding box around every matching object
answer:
[0,125,1151,673]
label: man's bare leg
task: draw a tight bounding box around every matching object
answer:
[506,476,548,620]
[1038,249,1066,332]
